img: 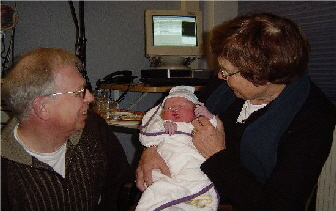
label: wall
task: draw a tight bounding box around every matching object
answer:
[1,0,238,166]
[3,1,178,85]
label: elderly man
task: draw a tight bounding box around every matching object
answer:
[1,48,131,211]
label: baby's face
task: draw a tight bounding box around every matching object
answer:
[161,97,195,123]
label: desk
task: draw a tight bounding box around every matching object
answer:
[99,83,204,92]
[99,83,204,109]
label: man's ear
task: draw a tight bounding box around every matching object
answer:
[32,97,49,120]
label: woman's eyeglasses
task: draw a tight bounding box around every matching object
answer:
[220,69,240,80]
[44,86,87,99]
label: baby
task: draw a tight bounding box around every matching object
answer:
[136,86,219,211]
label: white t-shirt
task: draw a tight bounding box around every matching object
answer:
[237,100,267,123]
[14,124,66,177]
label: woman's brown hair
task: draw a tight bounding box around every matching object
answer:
[211,12,310,85]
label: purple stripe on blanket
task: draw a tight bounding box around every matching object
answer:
[139,129,192,137]
[153,183,215,211]
[142,102,162,128]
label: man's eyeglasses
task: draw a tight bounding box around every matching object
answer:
[220,69,240,80]
[44,86,87,99]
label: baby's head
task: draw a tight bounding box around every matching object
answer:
[161,86,199,123]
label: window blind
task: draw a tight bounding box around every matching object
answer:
[238,1,336,104]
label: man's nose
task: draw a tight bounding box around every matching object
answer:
[85,90,95,103]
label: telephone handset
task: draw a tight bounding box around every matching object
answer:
[103,70,137,84]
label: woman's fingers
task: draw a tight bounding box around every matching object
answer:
[191,116,225,158]
[135,166,146,192]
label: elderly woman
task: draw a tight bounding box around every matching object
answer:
[135,13,336,211]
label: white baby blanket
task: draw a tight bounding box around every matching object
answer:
[137,105,219,211]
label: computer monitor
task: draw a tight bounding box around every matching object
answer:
[145,10,203,70]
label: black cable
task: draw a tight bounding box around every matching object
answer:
[68,1,79,51]
[68,0,92,91]
[1,19,16,76]
[116,83,132,104]
[1,33,6,55]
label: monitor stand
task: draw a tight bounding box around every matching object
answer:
[149,56,196,70]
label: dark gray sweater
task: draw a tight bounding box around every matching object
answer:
[1,111,131,211]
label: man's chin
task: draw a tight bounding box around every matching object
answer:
[75,118,87,131]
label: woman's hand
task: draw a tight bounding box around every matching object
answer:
[135,146,170,191]
[191,116,226,159]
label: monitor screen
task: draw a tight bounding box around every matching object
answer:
[153,15,197,47]
[145,10,203,69]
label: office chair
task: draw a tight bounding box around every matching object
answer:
[315,127,336,211]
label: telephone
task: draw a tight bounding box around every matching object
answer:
[102,70,137,84]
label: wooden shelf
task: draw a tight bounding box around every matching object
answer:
[99,83,204,93]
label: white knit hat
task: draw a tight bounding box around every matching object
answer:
[163,86,199,104]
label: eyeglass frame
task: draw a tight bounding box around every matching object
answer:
[43,86,87,99]
[220,69,240,80]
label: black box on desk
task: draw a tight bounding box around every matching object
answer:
[140,69,214,86]
[191,69,214,79]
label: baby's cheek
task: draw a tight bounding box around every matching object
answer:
[183,112,196,123]
[161,111,172,120]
